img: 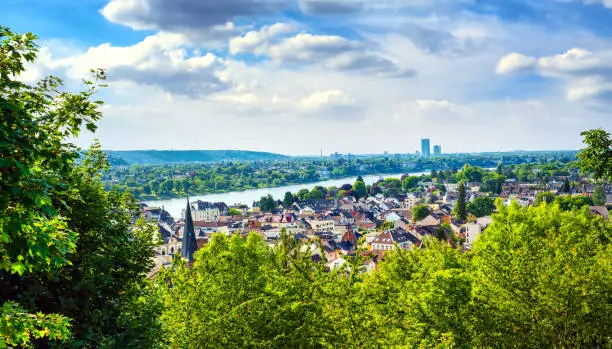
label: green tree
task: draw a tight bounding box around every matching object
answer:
[467,196,495,217]
[258,194,276,212]
[412,204,431,222]
[453,182,467,220]
[156,233,337,347]
[306,188,324,200]
[296,188,310,202]
[561,178,571,193]
[592,185,606,206]
[402,176,420,191]
[228,208,242,216]
[361,240,474,347]
[578,129,612,180]
[282,191,294,208]
[471,202,612,347]
[0,27,160,347]
[352,178,367,198]
[553,195,592,211]
[535,191,555,205]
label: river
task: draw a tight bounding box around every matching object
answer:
[145,171,429,218]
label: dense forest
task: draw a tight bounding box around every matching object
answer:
[1,27,611,348]
[103,151,579,200]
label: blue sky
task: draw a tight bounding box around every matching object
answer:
[2,0,611,154]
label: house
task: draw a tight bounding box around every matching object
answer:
[310,218,335,232]
[370,229,420,251]
[465,223,482,246]
[394,217,412,231]
[416,213,441,227]
[444,191,458,206]
[186,201,228,221]
[384,212,402,223]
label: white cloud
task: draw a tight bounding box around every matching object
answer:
[229,23,297,55]
[496,53,537,74]
[32,33,231,97]
[498,48,612,105]
[233,32,412,77]
[299,89,355,110]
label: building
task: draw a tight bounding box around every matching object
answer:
[181,199,198,262]
[371,228,420,251]
[421,138,431,157]
[433,144,441,156]
[186,200,228,221]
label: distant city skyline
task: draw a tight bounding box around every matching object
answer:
[3,0,610,154]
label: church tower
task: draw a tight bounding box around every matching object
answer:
[181,198,197,262]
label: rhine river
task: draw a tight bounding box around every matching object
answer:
[145,171,429,218]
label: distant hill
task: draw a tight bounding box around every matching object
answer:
[104,150,291,165]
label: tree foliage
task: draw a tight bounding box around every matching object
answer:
[412,204,431,221]
[453,182,467,220]
[535,191,555,205]
[0,27,160,347]
[352,178,367,198]
[467,196,495,217]
[578,128,612,180]
[593,185,606,206]
[471,202,612,347]
[258,194,276,212]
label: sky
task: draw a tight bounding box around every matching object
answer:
[2,0,612,155]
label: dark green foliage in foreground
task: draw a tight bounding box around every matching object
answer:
[0,27,160,348]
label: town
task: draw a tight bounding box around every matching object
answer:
[144,161,611,274]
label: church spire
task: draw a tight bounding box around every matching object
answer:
[181,197,197,262]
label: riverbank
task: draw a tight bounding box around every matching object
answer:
[136,170,427,201]
[145,171,429,217]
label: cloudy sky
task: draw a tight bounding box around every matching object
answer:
[3,0,612,155]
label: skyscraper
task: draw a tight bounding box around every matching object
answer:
[433,145,441,156]
[421,138,431,157]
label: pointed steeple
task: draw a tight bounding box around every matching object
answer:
[181,197,197,262]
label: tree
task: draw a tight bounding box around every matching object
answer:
[453,182,467,220]
[282,191,294,208]
[402,176,420,191]
[258,194,276,212]
[361,240,474,348]
[592,185,606,206]
[535,191,555,205]
[306,188,324,200]
[561,178,571,193]
[156,233,338,348]
[553,195,592,211]
[412,204,431,222]
[471,202,612,347]
[352,178,367,198]
[382,178,402,197]
[0,27,160,347]
[228,208,242,216]
[467,196,495,217]
[578,129,612,180]
[296,188,310,202]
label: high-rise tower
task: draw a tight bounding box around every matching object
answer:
[421,138,431,157]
